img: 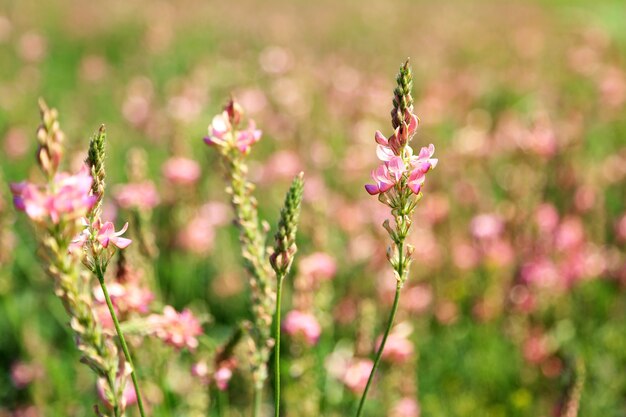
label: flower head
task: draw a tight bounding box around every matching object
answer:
[11,166,96,224]
[148,306,202,350]
[203,99,262,154]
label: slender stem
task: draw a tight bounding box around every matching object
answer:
[96,264,147,417]
[355,262,403,417]
[253,386,262,417]
[273,276,284,417]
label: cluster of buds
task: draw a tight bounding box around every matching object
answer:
[270,172,304,276]
[364,59,437,285]
[36,98,64,177]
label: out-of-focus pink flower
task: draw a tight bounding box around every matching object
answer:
[555,216,585,252]
[3,128,30,158]
[114,181,159,210]
[378,333,414,363]
[452,240,479,270]
[299,252,337,282]
[470,213,504,240]
[535,203,559,234]
[148,306,202,350]
[283,310,322,346]
[214,366,233,391]
[191,361,210,383]
[93,280,154,316]
[402,284,433,314]
[341,358,373,394]
[365,164,396,195]
[391,398,421,417]
[162,157,201,185]
[97,375,137,410]
[523,331,550,365]
[11,362,43,389]
[11,166,96,224]
[520,258,560,288]
[177,201,229,254]
[97,221,132,249]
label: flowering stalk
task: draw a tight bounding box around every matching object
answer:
[11,101,124,416]
[82,126,147,417]
[357,59,437,417]
[204,99,274,415]
[269,172,304,417]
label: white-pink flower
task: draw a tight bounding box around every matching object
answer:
[341,358,373,393]
[299,252,337,282]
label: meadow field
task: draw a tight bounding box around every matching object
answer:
[0,0,625,416]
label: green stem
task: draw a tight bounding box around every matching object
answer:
[355,258,403,417]
[96,264,147,417]
[273,276,284,417]
[253,386,262,417]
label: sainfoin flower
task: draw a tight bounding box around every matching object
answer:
[282,310,322,345]
[298,252,337,282]
[148,306,202,350]
[11,166,96,224]
[203,106,262,154]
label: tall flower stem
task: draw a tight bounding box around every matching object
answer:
[273,275,285,417]
[95,264,147,417]
[355,273,402,417]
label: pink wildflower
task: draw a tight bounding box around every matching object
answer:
[299,252,337,282]
[378,333,414,363]
[97,221,132,249]
[214,365,233,391]
[162,157,201,185]
[470,213,504,240]
[341,359,373,394]
[11,166,96,224]
[391,398,421,417]
[203,109,261,154]
[113,181,159,210]
[365,164,396,195]
[282,310,322,346]
[148,306,202,350]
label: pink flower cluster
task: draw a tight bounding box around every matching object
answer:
[11,166,96,224]
[519,205,606,291]
[148,306,203,350]
[298,252,337,283]
[203,110,261,154]
[364,114,437,195]
[282,310,322,346]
